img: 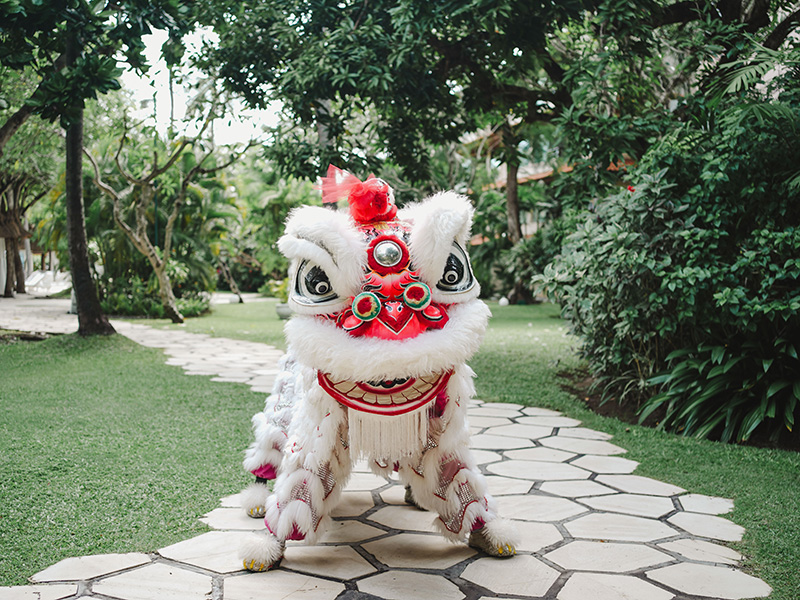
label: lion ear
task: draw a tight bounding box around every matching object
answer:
[400,192,479,302]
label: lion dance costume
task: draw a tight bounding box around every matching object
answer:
[240,166,518,571]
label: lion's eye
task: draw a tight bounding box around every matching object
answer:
[294,261,338,305]
[437,243,475,293]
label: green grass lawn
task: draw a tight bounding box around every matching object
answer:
[134,298,288,350]
[2,301,798,598]
[0,334,259,585]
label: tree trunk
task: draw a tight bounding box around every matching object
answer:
[219,258,243,303]
[64,33,115,336]
[3,237,15,297]
[505,160,522,245]
[154,266,184,323]
[13,237,25,294]
[501,121,523,245]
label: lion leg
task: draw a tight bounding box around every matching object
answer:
[241,356,302,519]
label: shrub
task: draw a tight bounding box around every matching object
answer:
[537,94,800,443]
[99,276,210,318]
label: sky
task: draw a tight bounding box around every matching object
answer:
[119,29,281,147]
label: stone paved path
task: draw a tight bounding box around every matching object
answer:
[0,295,773,600]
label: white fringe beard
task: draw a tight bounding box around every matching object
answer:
[347,406,428,461]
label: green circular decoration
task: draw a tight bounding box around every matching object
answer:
[352,292,382,321]
[403,282,432,310]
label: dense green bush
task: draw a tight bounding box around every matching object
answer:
[537,91,800,443]
[99,276,210,319]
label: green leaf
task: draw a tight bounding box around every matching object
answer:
[767,380,790,399]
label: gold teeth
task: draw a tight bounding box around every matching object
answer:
[329,376,438,405]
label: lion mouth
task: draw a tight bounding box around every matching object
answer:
[318,371,451,416]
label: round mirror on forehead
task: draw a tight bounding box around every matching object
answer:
[373,239,403,267]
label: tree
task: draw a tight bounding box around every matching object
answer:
[0,0,196,334]
[0,68,61,295]
[84,98,254,323]
[198,0,594,246]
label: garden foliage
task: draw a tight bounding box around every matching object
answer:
[537,78,800,443]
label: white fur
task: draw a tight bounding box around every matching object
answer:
[285,300,490,382]
[239,531,285,566]
[279,206,367,313]
[241,191,511,562]
[401,191,477,303]
[241,482,270,515]
[481,518,520,549]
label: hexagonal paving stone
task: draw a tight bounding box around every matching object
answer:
[545,540,672,572]
[467,415,514,428]
[678,493,734,515]
[580,493,676,519]
[486,459,591,481]
[504,447,577,463]
[595,475,684,496]
[31,552,151,582]
[201,507,264,530]
[471,449,503,464]
[379,484,409,505]
[521,406,563,417]
[462,555,559,597]
[646,563,772,599]
[497,494,586,522]
[539,480,617,498]
[468,406,524,418]
[351,459,373,473]
[539,437,627,456]
[159,531,252,573]
[469,434,532,450]
[0,585,78,600]
[557,427,614,441]
[224,570,345,600]
[566,513,677,542]
[358,571,464,600]
[368,506,436,532]
[92,563,212,600]
[558,572,674,600]
[657,539,741,565]
[220,493,242,508]
[667,512,744,542]
[331,491,375,517]
[571,455,639,474]
[483,401,527,409]
[345,471,390,491]
[485,423,554,440]
[484,475,533,496]
[517,415,582,428]
[317,519,385,543]
[282,545,377,579]
[513,521,564,553]
[362,532,475,569]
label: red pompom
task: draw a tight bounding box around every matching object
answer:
[348,176,397,223]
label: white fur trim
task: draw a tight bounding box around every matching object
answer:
[279,206,367,313]
[481,518,520,549]
[433,499,488,542]
[241,482,271,515]
[401,191,473,292]
[239,531,284,566]
[285,300,490,382]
